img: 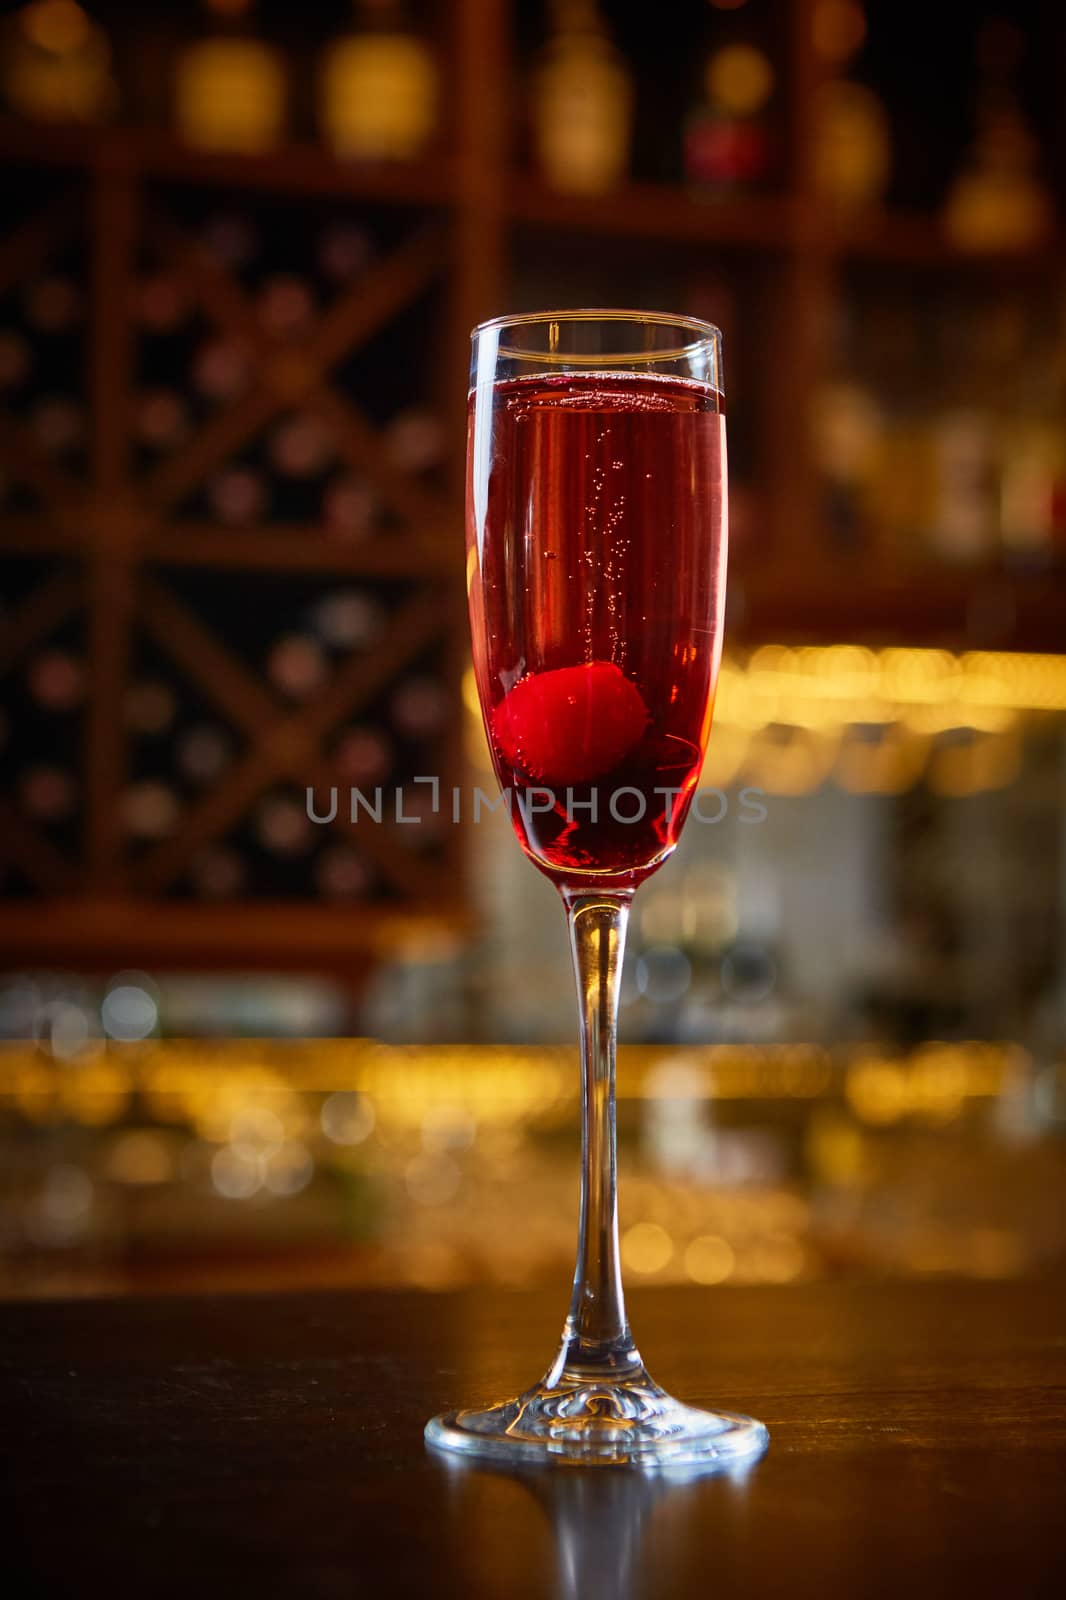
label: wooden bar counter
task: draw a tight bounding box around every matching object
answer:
[3,1280,1064,1597]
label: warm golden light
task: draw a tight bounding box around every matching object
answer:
[174,35,285,154]
[706,45,774,117]
[684,1233,735,1283]
[0,1039,1026,1129]
[0,1040,1044,1288]
[710,644,1066,795]
[22,0,89,54]
[320,28,438,162]
[622,1221,674,1275]
[812,0,867,63]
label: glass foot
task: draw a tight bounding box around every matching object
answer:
[426,1365,768,1472]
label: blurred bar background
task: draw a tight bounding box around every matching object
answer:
[0,0,1064,1299]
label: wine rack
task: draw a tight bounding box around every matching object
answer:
[0,126,469,973]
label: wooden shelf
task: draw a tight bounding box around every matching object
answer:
[831,208,1065,272]
[0,899,469,977]
[1,119,1061,274]
[730,561,1066,652]
[144,526,457,579]
[8,510,1058,652]
[508,177,795,250]
[0,120,457,208]
[0,518,457,577]
[509,182,1065,273]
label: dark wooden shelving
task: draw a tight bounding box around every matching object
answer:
[832,207,1065,271]
[0,119,457,207]
[0,898,471,976]
[0,4,484,967]
[730,561,1066,652]
[2,121,1060,273]
[508,177,796,250]
[145,526,456,579]
[1,0,1064,973]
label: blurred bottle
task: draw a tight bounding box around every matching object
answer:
[810,1,890,211]
[811,0,868,67]
[1000,415,1064,564]
[121,781,181,840]
[385,406,446,474]
[317,222,374,283]
[1,0,117,124]
[924,301,998,564]
[855,296,930,564]
[174,0,286,155]
[530,0,633,195]
[814,81,890,210]
[813,295,890,557]
[927,411,998,563]
[684,41,774,194]
[319,0,438,163]
[1050,297,1066,562]
[871,419,936,564]
[999,307,1066,564]
[812,378,884,554]
[944,19,1052,253]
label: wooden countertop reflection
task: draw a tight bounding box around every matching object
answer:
[2,1281,1064,1598]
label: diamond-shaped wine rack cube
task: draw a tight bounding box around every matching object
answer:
[135,188,452,546]
[128,568,454,904]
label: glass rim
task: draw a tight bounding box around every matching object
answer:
[471,308,722,366]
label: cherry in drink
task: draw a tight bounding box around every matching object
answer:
[467,372,726,888]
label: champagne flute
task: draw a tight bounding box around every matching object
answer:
[426,311,768,1470]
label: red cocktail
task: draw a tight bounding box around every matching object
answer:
[469,371,726,886]
[428,311,767,1473]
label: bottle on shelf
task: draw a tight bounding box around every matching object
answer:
[998,305,1066,565]
[944,19,1053,253]
[811,0,868,67]
[684,40,775,194]
[1048,294,1066,562]
[1000,414,1064,564]
[813,80,890,209]
[173,0,285,156]
[923,300,1000,565]
[319,0,438,163]
[868,419,936,566]
[812,295,898,558]
[812,377,884,554]
[530,0,633,195]
[927,411,999,564]
[810,1,890,210]
[0,0,117,125]
[834,295,932,564]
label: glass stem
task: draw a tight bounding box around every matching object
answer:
[551,887,642,1383]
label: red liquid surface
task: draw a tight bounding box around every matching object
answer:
[467,371,726,890]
